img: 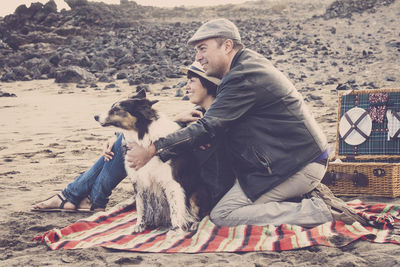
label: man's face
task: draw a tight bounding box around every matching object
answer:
[194,38,229,79]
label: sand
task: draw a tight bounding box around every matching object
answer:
[1,1,400,265]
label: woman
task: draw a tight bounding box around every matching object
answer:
[32,62,234,212]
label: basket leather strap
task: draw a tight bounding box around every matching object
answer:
[322,170,369,187]
[342,111,369,141]
[392,111,400,138]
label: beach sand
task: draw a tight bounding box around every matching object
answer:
[1,0,400,265]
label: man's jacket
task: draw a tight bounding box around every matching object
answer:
[155,48,327,202]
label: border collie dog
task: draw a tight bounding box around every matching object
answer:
[95,90,208,233]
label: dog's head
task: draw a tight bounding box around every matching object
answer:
[94,90,159,139]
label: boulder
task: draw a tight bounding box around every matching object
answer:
[65,0,89,9]
[55,66,95,83]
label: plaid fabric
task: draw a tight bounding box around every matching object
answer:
[339,92,400,156]
[387,110,400,139]
[34,199,400,252]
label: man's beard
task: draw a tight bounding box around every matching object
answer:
[206,64,224,79]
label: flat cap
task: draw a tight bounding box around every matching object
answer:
[187,18,241,46]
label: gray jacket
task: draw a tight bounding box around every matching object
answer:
[155,48,327,201]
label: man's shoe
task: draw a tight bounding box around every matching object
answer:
[310,183,368,225]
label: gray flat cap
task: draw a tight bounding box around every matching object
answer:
[187,18,241,46]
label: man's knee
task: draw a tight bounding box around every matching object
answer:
[209,206,228,226]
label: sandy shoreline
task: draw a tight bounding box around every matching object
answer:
[1,0,400,265]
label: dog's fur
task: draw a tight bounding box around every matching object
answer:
[95,90,210,232]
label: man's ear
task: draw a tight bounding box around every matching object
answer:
[224,39,234,54]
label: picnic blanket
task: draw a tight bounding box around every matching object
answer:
[34,199,400,252]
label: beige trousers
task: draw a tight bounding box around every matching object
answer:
[210,162,333,228]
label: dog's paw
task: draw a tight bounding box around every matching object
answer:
[188,221,200,232]
[132,223,146,233]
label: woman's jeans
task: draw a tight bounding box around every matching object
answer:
[62,134,127,209]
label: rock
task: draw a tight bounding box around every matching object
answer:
[11,66,29,80]
[175,81,187,88]
[386,40,400,50]
[385,76,396,82]
[175,88,184,97]
[55,66,95,83]
[104,83,116,89]
[76,83,87,88]
[49,54,60,66]
[97,74,114,83]
[0,0,398,90]
[106,46,128,59]
[0,90,17,97]
[65,0,89,9]
[43,1,57,14]
[136,84,149,92]
[362,50,367,56]
[324,0,396,19]
[116,71,128,80]
[336,83,351,90]
[307,93,322,101]
[114,55,135,68]
[78,56,91,68]
[128,77,142,85]
[90,58,108,72]
[0,72,16,82]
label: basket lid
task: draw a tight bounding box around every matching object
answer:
[335,88,400,161]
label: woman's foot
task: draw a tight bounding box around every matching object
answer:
[77,197,105,212]
[31,193,76,211]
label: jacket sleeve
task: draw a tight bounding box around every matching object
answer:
[154,74,256,162]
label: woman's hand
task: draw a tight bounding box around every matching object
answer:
[174,109,203,124]
[126,142,156,170]
[103,135,117,161]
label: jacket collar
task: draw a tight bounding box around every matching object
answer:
[229,48,245,70]
[219,48,245,86]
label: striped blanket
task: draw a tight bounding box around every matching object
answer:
[35,199,400,252]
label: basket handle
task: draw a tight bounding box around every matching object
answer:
[322,170,369,187]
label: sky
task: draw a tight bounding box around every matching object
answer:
[1,0,253,17]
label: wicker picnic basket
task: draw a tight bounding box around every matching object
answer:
[323,88,400,197]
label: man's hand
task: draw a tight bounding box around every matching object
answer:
[103,136,117,161]
[175,109,203,124]
[126,142,156,170]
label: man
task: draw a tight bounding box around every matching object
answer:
[127,18,333,227]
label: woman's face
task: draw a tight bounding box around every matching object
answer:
[186,76,208,106]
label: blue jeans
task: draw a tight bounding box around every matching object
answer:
[62,134,127,210]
